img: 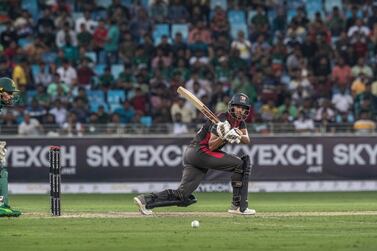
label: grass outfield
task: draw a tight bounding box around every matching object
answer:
[1,192,377,251]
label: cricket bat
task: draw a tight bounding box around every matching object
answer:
[177,86,220,124]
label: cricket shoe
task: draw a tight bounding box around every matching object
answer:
[0,205,22,217]
[134,195,153,215]
[228,204,256,215]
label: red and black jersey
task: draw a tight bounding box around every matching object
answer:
[190,112,246,150]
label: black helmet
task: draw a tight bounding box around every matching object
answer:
[228,93,251,120]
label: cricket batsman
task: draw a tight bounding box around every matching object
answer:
[135,93,255,215]
[0,77,22,217]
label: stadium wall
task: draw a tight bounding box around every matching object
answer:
[4,135,377,194]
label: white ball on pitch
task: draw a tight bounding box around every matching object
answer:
[191,220,200,228]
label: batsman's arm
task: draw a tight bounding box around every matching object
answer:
[208,133,226,151]
[236,128,250,144]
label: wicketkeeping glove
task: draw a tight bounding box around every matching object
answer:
[224,128,242,144]
[0,141,6,165]
[216,121,231,139]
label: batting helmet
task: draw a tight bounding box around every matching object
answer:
[0,77,19,93]
[0,77,20,107]
[228,93,251,120]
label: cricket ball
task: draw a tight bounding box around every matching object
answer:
[191,220,200,228]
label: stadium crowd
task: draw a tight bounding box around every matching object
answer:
[0,0,377,135]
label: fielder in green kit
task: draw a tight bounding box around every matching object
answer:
[0,77,21,217]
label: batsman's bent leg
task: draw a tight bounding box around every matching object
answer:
[0,168,21,217]
[228,155,255,215]
[0,167,9,206]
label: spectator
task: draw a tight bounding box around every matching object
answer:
[104,19,120,64]
[149,0,168,23]
[57,59,78,86]
[332,86,353,113]
[231,31,251,62]
[172,113,188,134]
[353,111,376,133]
[293,111,315,133]
[351,57,373,78]
[170,98,194,123]
[47,73,70,100]
[114,100,136,124]
[168,0,189,23]
[77,58,95,88]
[18,114,43,136]
[62,112,85,136]
[75,10,97,34]
[49,99,68,126]
[35,62,53,87]
[188,21,212,44]
[92,19,108,61]
[56,22,77,48]
[331,57,352,87]
[77,23,93,49]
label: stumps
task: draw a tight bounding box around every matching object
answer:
[49,146,61,216]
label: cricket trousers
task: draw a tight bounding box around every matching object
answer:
[177,145,243,197]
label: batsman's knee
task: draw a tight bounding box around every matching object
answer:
[144,189,197,209]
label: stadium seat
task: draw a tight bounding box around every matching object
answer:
[72,12,84,20]
[85,52,97,64]
[108,88,126,111]
[17,37,33,48]
[41,52,57,63]
[140,116,152,127]
[121,0,132,6]
[152,24,170,45]
[0,25,6,34]
[95,0,112,8]
[287,0,304,10]
[248,10,257,24]
[228,10,246,25]
[287,9,297,23]
[95,64,106,75]
[26,90,37,103]
[210,0,227,10]
[107,89,126,105]
[324,0,343,13]
[111,64,123,79]
[87,90,108,112]
[305,0,323,20]
[230,24,248,39]
[171,24,189,41]
[21,0,38,20]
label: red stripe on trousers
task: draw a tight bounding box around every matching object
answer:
[199,146,224,159]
